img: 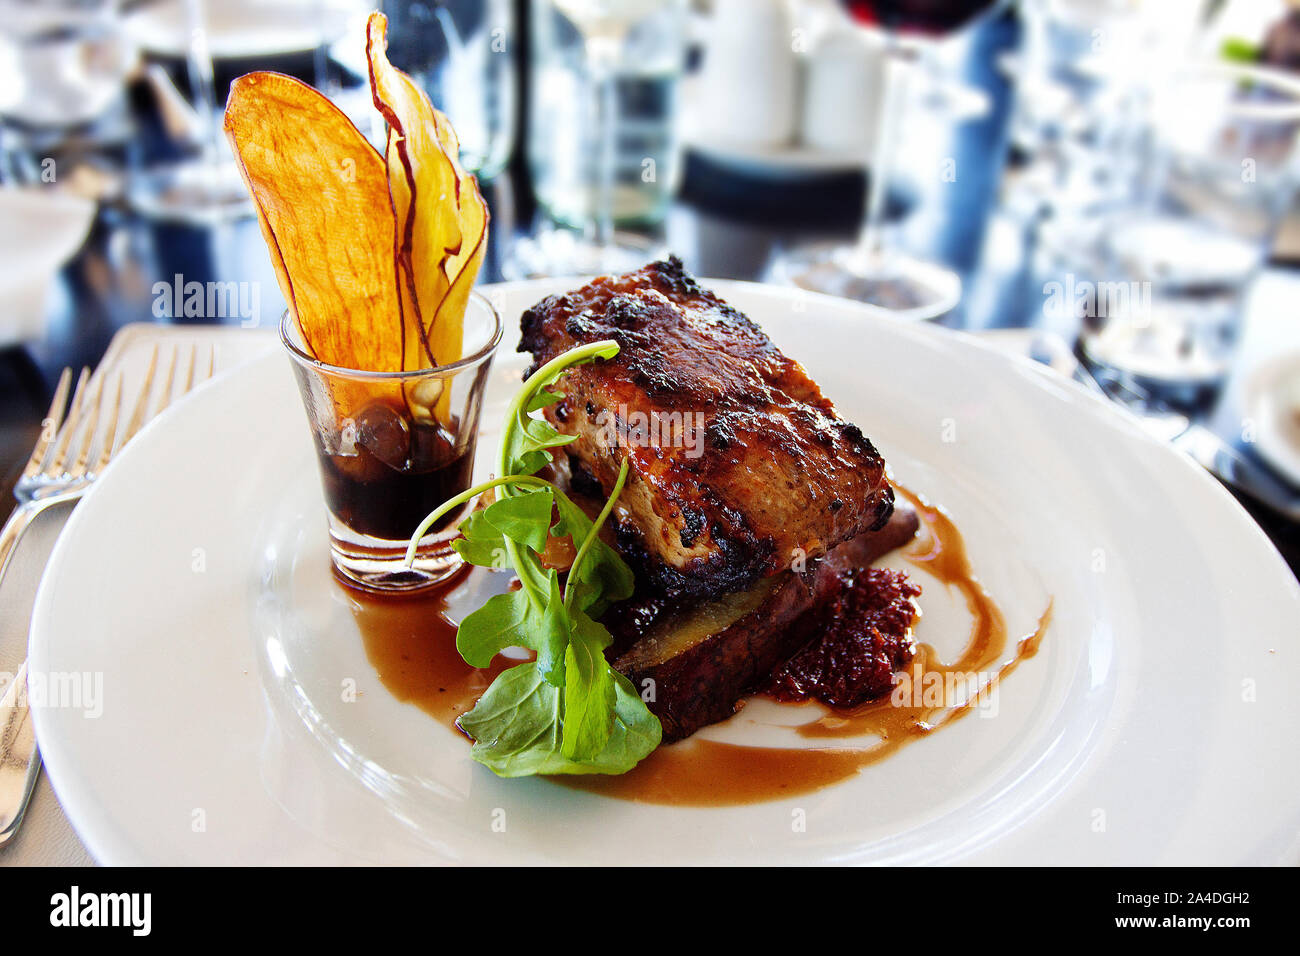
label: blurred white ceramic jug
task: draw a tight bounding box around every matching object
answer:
[697,0,799,147]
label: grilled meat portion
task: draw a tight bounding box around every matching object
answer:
[606,503,919,742]
[520,257,894,599]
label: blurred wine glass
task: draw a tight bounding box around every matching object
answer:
[0,0,135,187]
[0,0,133,131]
[775,0,1004,315]
[509,0,683,278]
[125,0,254,224]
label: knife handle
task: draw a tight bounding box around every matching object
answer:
[0,661,42,849]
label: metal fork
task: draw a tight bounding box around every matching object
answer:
[0,344,213,848]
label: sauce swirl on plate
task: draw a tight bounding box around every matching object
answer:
[351,485,1051,806]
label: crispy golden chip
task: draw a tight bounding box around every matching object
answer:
[366,14,456,363]
[384,127,434,377]
[430,147,488,424]
[225,16,488,432]
[366,11,488,382]
[223,71,405,374]
[429,106,489,385]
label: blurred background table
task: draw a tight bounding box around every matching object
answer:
[4,0,1300,573]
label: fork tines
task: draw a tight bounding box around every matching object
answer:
[23,344,215,483]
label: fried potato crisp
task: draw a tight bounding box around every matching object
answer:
[223,11,489,425]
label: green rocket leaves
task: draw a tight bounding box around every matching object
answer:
[407,340,660,776]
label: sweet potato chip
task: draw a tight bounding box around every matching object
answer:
[223,71,404,374]
[366,15,457,361]
[225,16,488,433]
[366,11,488,382]
[429,103,489,386]
[384,127,434,378]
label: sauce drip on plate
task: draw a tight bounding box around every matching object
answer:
[351,484,1051,806]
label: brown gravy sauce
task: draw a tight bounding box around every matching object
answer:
[351,484,1051,807]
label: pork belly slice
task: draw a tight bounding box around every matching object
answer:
[520,256,895,599]
[604,503,920,743]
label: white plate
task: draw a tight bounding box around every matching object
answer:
[30,280,1300,865]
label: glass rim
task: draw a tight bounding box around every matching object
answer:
[278,289,503,380]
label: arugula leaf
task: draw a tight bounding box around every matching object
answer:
[454,589,531,668]
[452,508,508,569]
[483,488,554,553]
[525,388,564,413]
[502,414,575,476]
[552,490,635,615]
[409,473,550,567]
[457,663,570,777]
[409,339,662,778]
[560,608,616,759]
[454,576,569,684]
[500,341,619,478]
[535,572,571,685]
[598,670,663,770]
[457,661,660,777]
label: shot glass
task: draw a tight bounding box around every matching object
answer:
[281,293,501,592]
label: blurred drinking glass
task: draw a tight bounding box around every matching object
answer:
[379,0,516,180]
[0,0,132,132]
[0,0,134,185]
[1007,0,1204,220]
[126,0,253,224]
[775,0,1003,314]
[514,0,685,277]
[1075,62,1300,412]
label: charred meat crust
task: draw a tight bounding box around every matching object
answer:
[520,256,895,599]
[568,453,778,598]
[606,503,920,742]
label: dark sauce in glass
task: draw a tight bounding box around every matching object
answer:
[317,400,476,541]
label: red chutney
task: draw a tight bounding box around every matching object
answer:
[762,568,920,708]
